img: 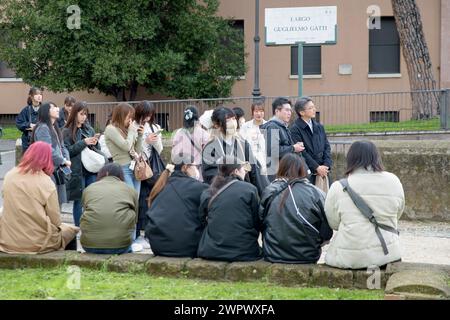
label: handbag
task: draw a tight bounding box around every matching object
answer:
[81,147,106,173]
[53,166,71,186]
[315,175,329,194]
[134,153,153,181]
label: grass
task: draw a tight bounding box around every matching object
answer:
[325,117,440,134]
[0,125,22,140]
[0,267,383,300]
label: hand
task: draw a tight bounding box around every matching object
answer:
[316,165,329,177]
[64,160,72,167]
[145,133,158,144]
[27,124,36,130]
[293,142,305,153]
[84,137,98,146]
[137,125,145,135]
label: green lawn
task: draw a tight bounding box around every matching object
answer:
[0,125,21,140]
[0,267,383,300]
[325,117,440,134]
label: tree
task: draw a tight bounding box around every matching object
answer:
[0,0,246,101]
[391,0,440,119]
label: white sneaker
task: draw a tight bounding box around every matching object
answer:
[135,236,151,249]
[131,243,143,253]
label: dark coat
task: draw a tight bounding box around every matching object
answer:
[260,117,297,181]
[63,125,102,201]
[290,118,332,182]
[201,137,269,196]
[259,178,333,264]
[197,177,262,262]
[16,105,39,151]
[145,172,209,258]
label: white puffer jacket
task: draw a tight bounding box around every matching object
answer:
[324,168,405,269]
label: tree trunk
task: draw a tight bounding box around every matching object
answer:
[391,0,440,119]
[128,81,138,101]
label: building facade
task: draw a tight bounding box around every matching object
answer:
[0,0,448,127]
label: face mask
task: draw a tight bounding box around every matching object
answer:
[188,166,200,180]
[239,118,245,128]
[226,119,238,136]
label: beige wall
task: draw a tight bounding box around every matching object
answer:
[218,0,443,97]
[0,0,445,117]
[441,0,450,89]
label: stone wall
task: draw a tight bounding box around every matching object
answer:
[15,139,450,221]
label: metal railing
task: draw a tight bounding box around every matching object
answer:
[83,89,449,133]
[1,89,448,134]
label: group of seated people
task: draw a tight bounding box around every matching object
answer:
[0,139,405,270]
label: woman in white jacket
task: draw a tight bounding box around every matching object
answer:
[324,140,405,269]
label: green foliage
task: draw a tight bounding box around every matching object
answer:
[0,126,21,140]
[0,0,247,100]
[0,267,383,300]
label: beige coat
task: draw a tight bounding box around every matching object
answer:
[324,168,405,269]
[0,167,79,254]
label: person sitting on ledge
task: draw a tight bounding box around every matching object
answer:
[0,141,79,254]
[259,153,332,264]
[324,140,405,269]
[145,159,208,258]
[197,155,262,262]
[80,163,138,254]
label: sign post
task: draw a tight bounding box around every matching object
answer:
[265,6,337,97]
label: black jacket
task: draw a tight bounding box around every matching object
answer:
[290,118,332,174]
[201,137,268,196]
[63,125,104,201]
[259,178,333,264]
[197,176,262,261]
[16,105,39,151]
[260,117,295,161]
[145,172,209,258]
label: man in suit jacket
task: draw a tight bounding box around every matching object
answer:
[290,97,332,184]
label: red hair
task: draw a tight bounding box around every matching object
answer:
[18,141,54,176]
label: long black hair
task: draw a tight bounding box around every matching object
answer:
[31,102,62,143]
[211,106,235,136]
[210,155,243,198]
[345,140,384,175]
[135,100,156,125]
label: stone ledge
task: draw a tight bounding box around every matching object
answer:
[0,252,448,296]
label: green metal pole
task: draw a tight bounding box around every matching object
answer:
[298,43,303,97]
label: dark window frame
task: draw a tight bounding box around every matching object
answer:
[290,45,322,76]
[369,16,400,74]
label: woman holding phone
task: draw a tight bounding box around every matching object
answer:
[132,101,164,249]
[63,101,105,227]
[32,102,71,206]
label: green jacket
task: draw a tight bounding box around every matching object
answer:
[104,124,143,166]
[80,176,138,249]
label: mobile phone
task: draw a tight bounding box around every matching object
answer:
[94,133,101,139]
[155,128,164,134]
[61,166,72,175]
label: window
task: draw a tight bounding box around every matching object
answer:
[369,17,400,74]
[0,61,16,78]
[291,46,321,76]
[370,111,399,123]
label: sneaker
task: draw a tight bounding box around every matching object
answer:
[131,243,143,253]
[135,236,150,249]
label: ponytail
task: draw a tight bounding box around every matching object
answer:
[147,169,171,207]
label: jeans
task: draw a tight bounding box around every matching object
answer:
[122,164,141,241]
[121,164,141,195]
[73,173,98,227]
[83,246,132,255]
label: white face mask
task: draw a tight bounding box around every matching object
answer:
[187,166,200,180]
[226,118,238,136]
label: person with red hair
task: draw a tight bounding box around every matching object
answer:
[0,141,79,254]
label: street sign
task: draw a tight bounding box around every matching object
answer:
[265,6,337,96]
[265,6,337,46]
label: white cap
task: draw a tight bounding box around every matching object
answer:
[199,109,214,129]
